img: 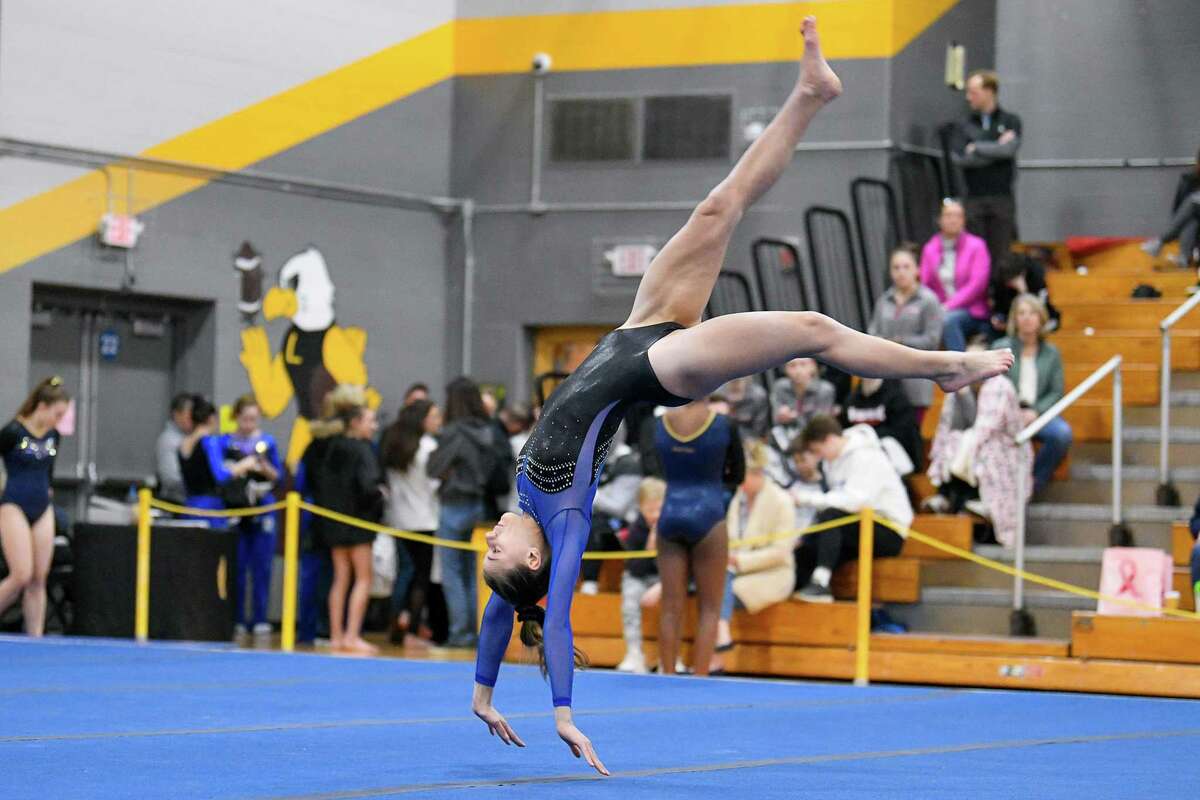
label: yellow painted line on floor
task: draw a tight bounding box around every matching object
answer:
[0,0,956,275]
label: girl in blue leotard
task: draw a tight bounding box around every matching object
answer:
[644,400,743,677]
[0,377,69,637]
[472,18,1012,776]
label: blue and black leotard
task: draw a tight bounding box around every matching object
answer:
[648,411,744,546]
[474,323,689,707]
[0,420,58,525]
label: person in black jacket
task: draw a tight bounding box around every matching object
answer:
[1143,149,1200,267]
[427,377,497,648]
[306,385,384,655]
[840,377,924,474]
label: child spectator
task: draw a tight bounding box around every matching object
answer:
[615,477,666,674]
[769,358,836,452]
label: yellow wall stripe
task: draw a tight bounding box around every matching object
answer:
[0,1,956,275]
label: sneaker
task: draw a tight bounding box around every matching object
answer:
[252,623,273,637]
[964,499,992,521]
[616,651,648,674]
[580,581,600,596]
[920,494,951,514]
[233,624,248,637]
[794,581,833,603]
[1140,238,1162,256]
[871,609,909,634]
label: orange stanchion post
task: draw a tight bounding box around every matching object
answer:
[473,526,489,633]
[280,491,300,652]
[854,508,875,686]
[135,488,152,643]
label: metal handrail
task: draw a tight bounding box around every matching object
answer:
[1011,355,1123,614]
[1159,292,1200,492]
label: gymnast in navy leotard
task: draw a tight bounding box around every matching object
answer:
[643,402,743,676]
[469,18,1012,775]
[0,377,70,637]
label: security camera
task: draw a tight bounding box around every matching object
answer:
[532,53,552,74]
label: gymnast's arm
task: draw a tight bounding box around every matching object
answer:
[541,509,609,775]
[472,592,525,747]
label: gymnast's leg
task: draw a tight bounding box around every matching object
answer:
[650,310,1014,400]
[621,16,841,330]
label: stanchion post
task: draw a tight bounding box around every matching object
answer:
[281,491,300,652]
[854,508,875,687]
[135,488,152,643]
[473,526,489,633]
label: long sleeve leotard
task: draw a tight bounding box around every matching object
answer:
[473,322,689,707]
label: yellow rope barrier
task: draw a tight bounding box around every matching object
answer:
[876,516,1200,621]
[299,502,486,553]
[148,497,287,518]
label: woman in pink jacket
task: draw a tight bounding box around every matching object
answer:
[920,199,992,351]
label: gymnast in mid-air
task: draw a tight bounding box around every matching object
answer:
[472,17,1013,775]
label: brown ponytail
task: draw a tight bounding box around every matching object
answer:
[17,376,69,418]
[484,542,589,678]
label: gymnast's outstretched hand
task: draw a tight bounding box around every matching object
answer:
[555,707,610,776]
[473,684,525,747]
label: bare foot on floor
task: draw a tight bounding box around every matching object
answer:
[798,16,842,103]
[937,347,1014,393]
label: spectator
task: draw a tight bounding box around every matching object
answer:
[615,477,666,674]
[868,243,945,420]
[1188,495,1200,612]
[427,377,497,649]
[1142,147,1200,267]
[218,395,282,637]
[840,378,924,474]
[926,372,1032,547]
[784,437,825,592]
[155,393,193,504]
[921,198,992,351]
[990,252,1060,337]
[718,441,795,657]
[380,398,443,648]
[499,403,533,514]
[991,294,1070,493]
[403,383,430,407]
[769,357,836,451]
[307,385,384,655]
[720,376,770,440]
[951,69,1023,279]
[790,416,912,602]
[295,401,334,645]
[0,377,69,637]
[580,425,643,595]
[177,397,226,525]
[479,391,515,522]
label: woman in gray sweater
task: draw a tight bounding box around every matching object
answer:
[868,243,946,421]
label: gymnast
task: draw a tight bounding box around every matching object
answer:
[472,17,1013,775]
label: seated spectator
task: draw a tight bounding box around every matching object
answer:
[769,358,836,452]
[1142,148,1200,267]
[869,243,945,422]
[581,425,643,595]
[789,416,912,602]
[840,378,924,474]
[992,294,1070,493]
[921,198,992,351]
[615,477,666,674]
[784,438,825,591]
[1189,495,1200,612]
[720,376,770,440]
[717,441,795,660]
[155,393,193,504]
[926,368,1032,547]
[990,252,1060,337]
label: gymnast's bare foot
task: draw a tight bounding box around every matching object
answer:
[937,348,1014,393]
[798,16,842,103]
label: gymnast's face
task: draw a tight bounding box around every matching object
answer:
[483,512,544,577]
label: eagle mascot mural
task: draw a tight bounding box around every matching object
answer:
[236,243,381,469]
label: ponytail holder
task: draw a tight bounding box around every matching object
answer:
[516,605,544,623]
[49,376,63,387]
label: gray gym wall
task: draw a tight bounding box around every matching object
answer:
[997,0,1200,240]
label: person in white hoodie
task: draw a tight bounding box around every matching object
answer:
[789,414,912,602]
